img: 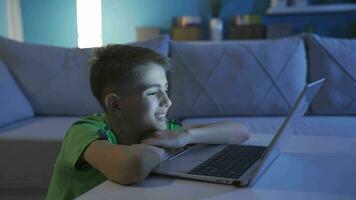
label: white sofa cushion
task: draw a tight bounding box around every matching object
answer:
[0,117,79,189]
[0,35,170,116]
[168,35,307,119]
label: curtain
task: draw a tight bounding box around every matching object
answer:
[6,0,23,41]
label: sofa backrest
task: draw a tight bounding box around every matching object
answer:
[0,35,169,116]
[168,35,307,119]
[305,34,356,115]
[1,33,355,118]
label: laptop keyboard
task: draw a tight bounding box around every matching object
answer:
[188,145,266,179]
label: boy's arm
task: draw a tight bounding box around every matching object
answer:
[142,121,250,148]
[185,121,250,145]
[83,140,166,185]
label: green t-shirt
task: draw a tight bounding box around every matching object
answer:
[46,113,182,200]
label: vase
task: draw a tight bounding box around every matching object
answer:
[209,18,223,41]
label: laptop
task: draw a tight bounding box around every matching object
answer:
[153,79,325,186]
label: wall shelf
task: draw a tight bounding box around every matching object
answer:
[267,3,356,15]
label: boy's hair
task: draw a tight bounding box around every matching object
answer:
[89,44,170,109]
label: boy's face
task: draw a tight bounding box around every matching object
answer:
[118,63,171,134]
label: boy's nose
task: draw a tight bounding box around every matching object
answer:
[160,92,172,108]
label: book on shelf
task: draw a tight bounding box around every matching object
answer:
[171,26,202,41]
[171,16,202,40]
[173,16,202,27]
[229,15,265,39]
[230,25,266,39]
[231,15,262,26]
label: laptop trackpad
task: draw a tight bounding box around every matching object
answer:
[154,144,227,174]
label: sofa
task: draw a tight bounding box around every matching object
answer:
[0,33,355,199]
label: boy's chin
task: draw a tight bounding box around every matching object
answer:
[153,121,168,131]
[156,124,167,131]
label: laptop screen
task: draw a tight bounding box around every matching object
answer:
[250,79,325,186]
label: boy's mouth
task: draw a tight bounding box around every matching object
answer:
[155,113,167,121]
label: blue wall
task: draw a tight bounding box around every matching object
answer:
[0,0,7,37]
[102,0,356,43]
[102,0,271,44]
[5,0,355,47]
[16,0,270,45]
[102,0,210,44]
[21,0,77,47]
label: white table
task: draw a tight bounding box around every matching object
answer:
[77,134,356,200]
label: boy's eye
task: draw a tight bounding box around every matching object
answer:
[146,88,168,96]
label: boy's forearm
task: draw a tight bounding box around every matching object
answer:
[186,121,250,145]
[101,144,163,185]
[123,145,163,184]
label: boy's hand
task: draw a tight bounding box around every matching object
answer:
[141,130,191,148]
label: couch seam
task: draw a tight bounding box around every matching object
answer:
[189,45,227,114]
[32,50,70,100]
[254,38,303,114]
[241,43,293,114]
[174,46,225,115]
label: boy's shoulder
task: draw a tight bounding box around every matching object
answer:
[73,113,107,127]
[58,113,116,169]
[69,113,108,132]
[64,113,112,143]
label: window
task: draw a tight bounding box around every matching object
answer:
[76,0,102,48]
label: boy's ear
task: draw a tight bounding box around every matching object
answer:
[104,93,120,112]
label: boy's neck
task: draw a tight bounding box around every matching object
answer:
[106,114,143,145]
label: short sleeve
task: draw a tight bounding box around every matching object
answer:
[62,124,101,169]
[167,120,182,131]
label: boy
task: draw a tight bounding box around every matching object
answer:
[46,45,250,200]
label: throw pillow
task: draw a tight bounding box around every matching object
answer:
[0,35,169,116]
[168,35,307,119]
